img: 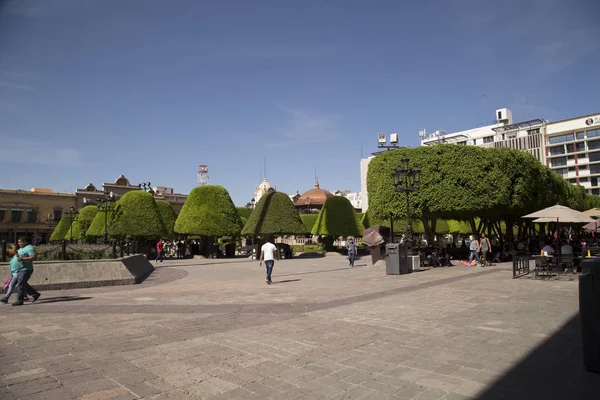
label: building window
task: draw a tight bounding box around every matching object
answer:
[568,155,576,160]
[576,142,586,152]
[590,152,600,163]
[581,177,589,182]
[549,146,565,155]
[483,136,494,144]
[27,209,37,223]
[588,129,600,139]
[593,177,599,187]
[53,208,62,222]
[591,165,600,175]
[568,166,576,171]
[552,157,567,167]
[569,178,578,184]
[0,209,5,222]
[456,141,466,146]
[577,131,585,140]
[580,165,588,170]
[594,189,600,195]
[554,168,568,176]
[548,133,574,144]
[11,209,22,223]
[527,128,540,135]
[566,143,575,153]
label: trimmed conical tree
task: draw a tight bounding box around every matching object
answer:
[109,191,167,240]
[175,185,242,237]
[312,197,362,249]
[70,205,98,243]
[86,209,111,240]
[156,200,177,237]
[50,214,77,242]
[242,192,306,236]
[300,214,319,234]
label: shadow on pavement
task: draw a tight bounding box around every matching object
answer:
[476,313,600,400]
[277,267,355,277]
[37,296,93,304]
[273,279,301,284]
[294,253,325,259]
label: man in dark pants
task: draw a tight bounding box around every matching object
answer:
[13,237,41,306]
[259,236,279,284]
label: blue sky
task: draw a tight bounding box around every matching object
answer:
[1,0,599,206]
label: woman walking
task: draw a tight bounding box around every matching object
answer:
[467,235,482,267]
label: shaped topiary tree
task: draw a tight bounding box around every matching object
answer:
[86,209,111,241]
[156,200,177,238]
[242,192,307,236]
[312,196,362,250]
[300,214,319,234]
[175,185,242,237]
[50,214,77,242]
[109,191,167,240]
[70,205,98,243]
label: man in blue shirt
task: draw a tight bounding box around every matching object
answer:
[13,237,41,306]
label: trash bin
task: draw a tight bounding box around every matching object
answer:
[386,243,409,275]
[579,259,600,373]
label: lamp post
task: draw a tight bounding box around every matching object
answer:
[138,182,152,191]
[64,205,79,242]
[98,191,116,244]
[246,198,255,209]
[392,155,421,255]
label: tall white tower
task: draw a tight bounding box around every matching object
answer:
[197,164,209,186]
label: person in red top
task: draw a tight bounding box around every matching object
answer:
[155,240,164,263]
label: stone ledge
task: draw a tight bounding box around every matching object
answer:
[0,254,154,290]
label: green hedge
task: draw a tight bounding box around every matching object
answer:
[242,192,306,236]
[86,209,110,239]
[175,185,242,237]
[70,205,98,242]
[109,191,166,240]
[300,214,319,233]
[156,200,177,237]
[312,196,362,237]
[236,207,252,219]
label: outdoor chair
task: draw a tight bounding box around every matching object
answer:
[534,256,554,278]
[560,254,575,274]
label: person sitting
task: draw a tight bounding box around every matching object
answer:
[560,242,573,255]
[542,243,555,256]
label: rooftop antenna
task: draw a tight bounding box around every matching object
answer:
[264,157,267,180]
[197,164,209,186]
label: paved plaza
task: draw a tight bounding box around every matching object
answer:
[1,254,599,399]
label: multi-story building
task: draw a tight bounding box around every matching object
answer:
[545,112,600,194]
[0,188,75,244]
[331,190,362,211]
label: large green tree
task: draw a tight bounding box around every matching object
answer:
[156,200,177,237]
[109,191,167,240]
[312,196,362,237]
[242,192,306,236]
[175,185,242,237]
[50,214,77,242]
[301,214,319,234]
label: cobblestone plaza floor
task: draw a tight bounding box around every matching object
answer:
[1,255,599,399]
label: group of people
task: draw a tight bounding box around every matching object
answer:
[1,237,41,306]
[466,233,493,267]
[155,239,188,262]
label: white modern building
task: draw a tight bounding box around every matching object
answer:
[332,190,362,210]
[360,156,374,211]
[420,108,546,163]
[545,112,600,194]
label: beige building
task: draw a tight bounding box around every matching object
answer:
[1,175,188,244]
[0,188,75,244]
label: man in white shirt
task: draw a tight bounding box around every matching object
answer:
[260,237,279,284]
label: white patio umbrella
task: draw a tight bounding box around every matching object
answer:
[523,205,595,223]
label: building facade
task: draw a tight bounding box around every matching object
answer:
[0,188,75,244]
[331,190,362,211]
[545,112,600,194]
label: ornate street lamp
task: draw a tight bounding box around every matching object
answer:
[246,198,256,209]
[97,191,117,244]
[64,205,79,242]
[392,155,421,255]
[138,182,152,191]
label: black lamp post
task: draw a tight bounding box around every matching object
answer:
[97,191,117,244]
[64,205,79,242]
[138,182,152,191]
[392,155,421,255]
[247,198,256,209]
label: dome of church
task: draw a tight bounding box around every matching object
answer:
[253,178,276,203]
[295,179,334,207]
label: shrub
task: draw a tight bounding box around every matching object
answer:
[35,244,113,261]
[291,244,323,253]
[242,192,306,236]
[156,200,177,237]
[236,207,252,219]
[312,196,362,237]
[301,214,319,233]
[70,205,98,243]
[175,185,242,237]
[86,209,111,240]
[50,214,77,242]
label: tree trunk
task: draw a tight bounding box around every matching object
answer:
[469,218,477,235]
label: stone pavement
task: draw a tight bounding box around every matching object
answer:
[1,254,599,400]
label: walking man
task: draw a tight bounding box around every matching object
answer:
[155,239,164,263]
[13,237,41,306]
[346,237,357,267]
[480,233,492,266]
[259,237,278,284]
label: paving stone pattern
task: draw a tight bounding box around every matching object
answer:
[1,255,599,399]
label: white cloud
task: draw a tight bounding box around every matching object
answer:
[0,137,82,166]
[0,81,36,91]
[270,106,342,148]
